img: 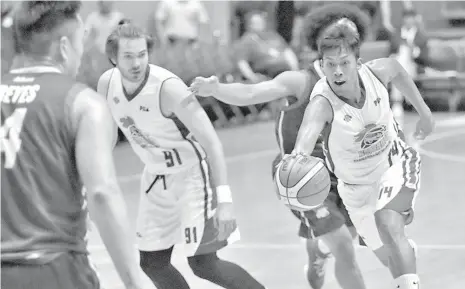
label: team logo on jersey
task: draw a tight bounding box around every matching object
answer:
[113,97,120,104]
[354,124,390,162]
[140,105,149,112]
[374,97,381,106]
[343,114,352,122]
[120,116,159,148]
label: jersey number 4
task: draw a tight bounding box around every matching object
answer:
[1,108,27,169]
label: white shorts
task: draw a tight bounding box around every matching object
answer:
[338,143,421,250]
[136,159,240,256]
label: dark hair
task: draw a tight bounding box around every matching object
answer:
[303,3,370,52]
[317,19,361,58]
[105,19,154,66]
[14,1,82,55]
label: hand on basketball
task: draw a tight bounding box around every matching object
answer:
[215,202,237,241]
[414,113,434,140]
[188,76,219,97]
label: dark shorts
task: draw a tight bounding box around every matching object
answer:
[272,154,353,239]
[1,252,100,289]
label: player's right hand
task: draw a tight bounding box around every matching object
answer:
[215,202,237,241]
[188,76,219,97]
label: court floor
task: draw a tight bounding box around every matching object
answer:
[87,112,465,289]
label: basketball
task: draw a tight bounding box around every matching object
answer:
[274,154,331,211]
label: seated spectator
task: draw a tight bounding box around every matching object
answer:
[155,0,210,46]
[234,10,299,83]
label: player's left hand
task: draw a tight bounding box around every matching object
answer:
[414,113,434,140]
[215,202,237,241]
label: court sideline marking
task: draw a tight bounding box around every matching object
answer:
[411,116,465,163]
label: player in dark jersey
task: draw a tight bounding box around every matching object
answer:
[190,4,371,289]
[1,2,143,289]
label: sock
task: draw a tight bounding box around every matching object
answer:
[395,274,419,289]
[188,253,266,289]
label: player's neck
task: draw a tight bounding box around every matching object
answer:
[121,76,144,96]
[15,55,65,73]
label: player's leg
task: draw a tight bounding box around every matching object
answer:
[137,167,190,289]
[375,145,421,289]
[1,253,100,289]
[183,159,267,289]
[299,193,366,289]
[140,246,190,289]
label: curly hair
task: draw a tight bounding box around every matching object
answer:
[303,3,370,52]
[14,1,82,55]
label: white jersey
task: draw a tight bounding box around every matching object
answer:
[311,64,402,185]
[104,64,206,174]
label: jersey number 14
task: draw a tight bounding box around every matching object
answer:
[1,108,27,169]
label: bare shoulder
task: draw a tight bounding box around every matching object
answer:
[73,88,112,125]
[274,70,309,95]
[309,95,333,122]
[365,57,402,85]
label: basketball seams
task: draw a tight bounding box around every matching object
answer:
[290,161,325,190]
[283,155,303,207]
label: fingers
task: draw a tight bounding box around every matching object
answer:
[217,219,236,241]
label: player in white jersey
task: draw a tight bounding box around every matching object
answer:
[190,5,372,289]
[290,19,434,289]
[97,20,267,289]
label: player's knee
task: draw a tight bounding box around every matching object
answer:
[321,226,356,262]
[139,249,172,273]
[187,252,219,278]
[375,209,407,246]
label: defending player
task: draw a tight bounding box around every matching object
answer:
[290,15,434,289]
[1,2,143,289]
[97,20,267,289]
[190,4,370,289]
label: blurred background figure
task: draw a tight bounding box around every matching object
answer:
[234,10,299,84]
[233,10,299,118]
[154,0,211,46]
[397,8,430,77]
[84,0,124,53]
[79,0,123,90]
[1,1,19,75]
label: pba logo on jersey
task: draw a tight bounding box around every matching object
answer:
[354,124,390,162]
[119,116,159,148]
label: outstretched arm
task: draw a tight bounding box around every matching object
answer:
[367,58,431,119]
[190,70,310,106]
[367,58,434,138]
[293,95,333,155]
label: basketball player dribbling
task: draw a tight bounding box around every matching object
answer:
[290,14,434,289]
[190,4,371,289]
[97,20,268,289]
[1,2,143,289]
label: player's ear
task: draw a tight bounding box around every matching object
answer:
[356,58,362,70]
[59,36,71,63]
